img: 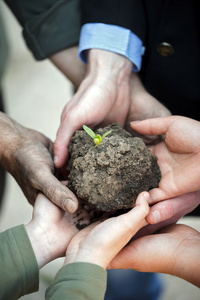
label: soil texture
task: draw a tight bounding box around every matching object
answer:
[67,123,161,212]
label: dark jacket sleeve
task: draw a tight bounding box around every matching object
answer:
[81,0,146,43]
[4,0,81,60]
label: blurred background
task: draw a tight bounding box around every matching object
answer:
[0,2,200,299]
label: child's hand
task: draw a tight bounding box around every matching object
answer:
[64,192,150,269]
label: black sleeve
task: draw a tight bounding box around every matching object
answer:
[81,0,146,42]
[4,0,81,60]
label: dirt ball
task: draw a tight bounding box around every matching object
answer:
[67,123,161,212]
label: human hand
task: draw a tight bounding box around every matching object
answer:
[110,223,200,287]
[64,192,149,269]
[134,191,200,238]
[131,116,200,202]
[125,73,171,143]
[0,112,78,212]
[54,49,132,168]
[25,193,90,269]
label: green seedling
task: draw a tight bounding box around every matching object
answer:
[83,125,112,147]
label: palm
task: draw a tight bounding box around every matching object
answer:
[149,141,200,202]
[32,194,90,257]
[110,224,199,272]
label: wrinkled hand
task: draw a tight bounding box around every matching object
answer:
[26,193,90,268]
[54,49,132,167]
[0,112,78,212]
[64,192,149,269]
[131,116,200,202]
[110,223,200,287]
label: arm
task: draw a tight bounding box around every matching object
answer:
[0,193,90,299]
[46,192,150,299]
[0,112,78,212]
[4,0,81,60]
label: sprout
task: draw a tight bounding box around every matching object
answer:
[83,125,111,147]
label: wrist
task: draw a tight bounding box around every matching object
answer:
[64,247,107,270]
[87,49,132,84]
[25,222,54,269]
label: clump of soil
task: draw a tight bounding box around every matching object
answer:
[67,123,161,212]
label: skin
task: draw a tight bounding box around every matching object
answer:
[110,223,200,288]
[64,191,200,288]
[0,112,79,212]
[131,116,200,203]
[54,49,170,167]
[64,192,150,269]
[25,193,90,268]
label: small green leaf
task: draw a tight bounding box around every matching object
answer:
[83,125,96,139]
[94,134,102,146]
[102,130,112,139]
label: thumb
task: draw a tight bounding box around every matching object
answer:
[37,173,79,213]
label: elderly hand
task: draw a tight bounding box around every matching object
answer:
[0,112,78,212]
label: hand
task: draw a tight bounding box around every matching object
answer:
[134,191,200,238]
[25,193,90,268]
[110,223,200,287]
[54,49,132,167]
[125,73,171,143]
[131,116,200,202]
[0,112,78,212]
[64,192,149,269]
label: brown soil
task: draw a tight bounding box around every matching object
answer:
[67,123,161,212]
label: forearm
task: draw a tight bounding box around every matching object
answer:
[171,237,200,287]
[0,225,39,299]
[46,263,107,300]
[49,47,86,90]
[5,0,81,60]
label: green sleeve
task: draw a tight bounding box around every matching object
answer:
[0,225,39,300]
[45,262,107,300]
[4,0,81,60]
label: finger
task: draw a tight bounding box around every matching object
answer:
[37,173,79,213]
[54,129,73,168]
[146,192,199,224]
[125,192,150,231]
[130,116,178,136]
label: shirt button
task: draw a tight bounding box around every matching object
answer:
[156,42,175,56]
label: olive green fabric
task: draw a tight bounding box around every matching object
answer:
[0,224,107,299]
[46,262,107,300]
[0,225,39,300]
[5,0,81,60]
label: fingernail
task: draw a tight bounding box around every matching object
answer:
[151,210,161,223]
[130,120,141,125]
[54,156,58,164]
[62,198,75,213]
[143,192,149,201]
